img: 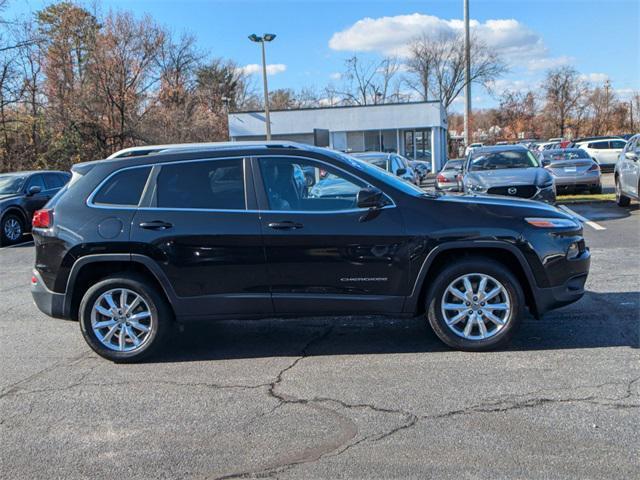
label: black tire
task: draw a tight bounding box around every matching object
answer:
[0,213,25,246]
[425,258,524,351]
[590,185,603,195]
[615,177,631,206]
[79,274,172,362]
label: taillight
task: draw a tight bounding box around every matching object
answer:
[436,173,449,183]
[32,209,53,228]
[588,163,600,171]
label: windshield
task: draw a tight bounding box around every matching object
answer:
[543,150,590,161]
[468,149,539,171]
[0,174,27,195]
[327,150,428,197]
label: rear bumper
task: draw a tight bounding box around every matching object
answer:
[31,269,67,319]
[531,250,590,317]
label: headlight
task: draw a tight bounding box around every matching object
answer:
[525,217,580,228]
[566,242,581,259]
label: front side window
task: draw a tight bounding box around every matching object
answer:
[92,166,151,206]
[43,173,65,190]
[156,159,245,210]
[589,142,606,150]
[27,174,46,191]
[259,157,368,212]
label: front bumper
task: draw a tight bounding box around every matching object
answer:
[530,249,590,317]
[31,269,67,319]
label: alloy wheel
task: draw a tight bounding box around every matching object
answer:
[90,288,153,352]
[3,217,22,242]
[441,273,511,341]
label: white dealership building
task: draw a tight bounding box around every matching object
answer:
[228,101,448,172]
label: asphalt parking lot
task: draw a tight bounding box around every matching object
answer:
[1,201,638,479]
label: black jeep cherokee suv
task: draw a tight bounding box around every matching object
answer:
[31,142,590,362]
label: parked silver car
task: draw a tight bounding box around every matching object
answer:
[436,159,464,191]
[461,145,556,203]
[614,133,640,206]
[539,149,601,194]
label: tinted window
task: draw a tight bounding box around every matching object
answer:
[156,159,245,210]
[27,174,46,191]
[43,173,65,190]
[260,157,369,211]
[589,142,607,149]
[610,140,626,149]
[93,167,151,206]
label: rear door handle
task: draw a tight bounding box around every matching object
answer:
[139,221,173,230]
[267,221,304,230]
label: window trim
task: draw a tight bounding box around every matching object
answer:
[252,154,397,214]
[87,164,154,210]
[87,156,252,212]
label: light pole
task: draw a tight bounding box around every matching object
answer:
[249,33,276,140]
[463,0,471,148]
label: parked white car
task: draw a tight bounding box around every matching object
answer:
[464,143,484,156]
[614,134,640,206]
[574,138,627,170]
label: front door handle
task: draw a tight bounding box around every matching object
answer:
[267,221,304,230]
[139,220,173,231]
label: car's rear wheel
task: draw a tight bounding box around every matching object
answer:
[1,213,24,246]
[79,274,171,362]
[615,176,631,206]
[426,259,524,351]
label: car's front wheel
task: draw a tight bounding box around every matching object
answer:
[615,176,631,206]
[79,274,172,362]
[426,258,524,351]
[1,213,24,246]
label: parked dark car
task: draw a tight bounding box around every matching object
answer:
[31,142,589,362]
[409,160,431,185]
[0,170,71,245]
[539,148,602,194]
[461,146,556,203]
[352,152,419,185]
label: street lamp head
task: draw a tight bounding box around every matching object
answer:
[263,33,276,42]
[248,34,262,43]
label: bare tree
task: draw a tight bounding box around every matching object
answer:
[329,55,401,105]
[406,33,507,111]
[542,66,588,137]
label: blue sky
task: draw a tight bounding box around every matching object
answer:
[7,0,640,110]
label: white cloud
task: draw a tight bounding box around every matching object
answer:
[329,72,342,80]
[527,56,573,71]
[328,13,550,65]
[486,78,540,93]
[238,63,287,76]
[580,72,609,84]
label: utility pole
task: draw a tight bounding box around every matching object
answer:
[249,33,276,140]
[463,0,471,147]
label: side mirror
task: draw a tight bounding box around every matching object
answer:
[625,151,639,161]
[396,168,407,176]
[541,158,551,167]
[27,185,42,196]
[357,187,386,209]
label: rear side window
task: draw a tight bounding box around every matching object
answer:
[156,159,245,210]
[92,167,151,206]
[43,173,65,190]
[610,140,626,149]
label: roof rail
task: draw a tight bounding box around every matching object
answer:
[107,141,305,159]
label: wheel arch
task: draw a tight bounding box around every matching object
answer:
[405,242,539,318]
[1,205,29,230]
[64,254,177,320]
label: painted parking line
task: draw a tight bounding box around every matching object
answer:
[558,205,606,231]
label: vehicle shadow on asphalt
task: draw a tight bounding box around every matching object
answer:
[148,291,639,363]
